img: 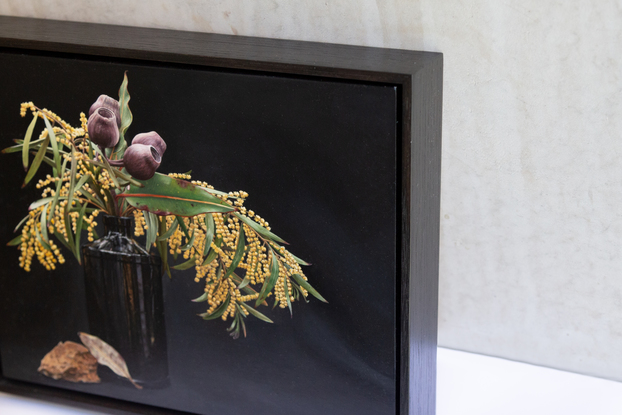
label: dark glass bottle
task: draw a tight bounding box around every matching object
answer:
[82,215,168,388]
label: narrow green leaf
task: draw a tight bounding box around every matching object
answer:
[43,116,61,174]
[199,295,230,320]
[22,135,49,187]
[157,216,171,278]
[202,245,219,266]
[38,154,56,170]
[13,215,29,233]
[73,173,90,197]
[223,226,245,279]
[52,229,72,251]
[284,276,293,316]
[156,217,178,241]
[50,156,69,217]
[239,312,247,337]
[73,202,88,262]
[256,247,280,307]
[176,216,191,240]
[40,203,49,243]
[230,272,264,300]
[34,223,51,251]
[192,292,207,302]
[3,137,47,154]
[203,214,215,257]
[234,213,287,244]
[7,235,22,246]
[29,197,55,210]
[143,210,158,250]
[180,229,196,252]
[92,145,120,189]
[291,273,327,303]
[65,150,77,215]
[62,156,76,252]
[171,255,198,270]
[237,276,250,290]
[22,113,38,170]
[289,252,311,266]
[241,303,274,323]
[112,71,132,159]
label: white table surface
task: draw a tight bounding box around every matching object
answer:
[2,347,622,414]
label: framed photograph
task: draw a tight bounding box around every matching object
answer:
[0,16,442,415]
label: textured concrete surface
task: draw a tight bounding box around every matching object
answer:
[2,0,622,381]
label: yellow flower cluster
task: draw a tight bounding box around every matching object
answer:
[19,207,65,272]
[15,104,108,269]
[131,185,310,323]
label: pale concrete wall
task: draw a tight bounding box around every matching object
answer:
[2,0,621,381]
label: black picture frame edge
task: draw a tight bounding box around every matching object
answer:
[0,15,442,415]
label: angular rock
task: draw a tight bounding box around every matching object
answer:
[38,341,100,383]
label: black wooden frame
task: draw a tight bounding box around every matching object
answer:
[0,15,442,415]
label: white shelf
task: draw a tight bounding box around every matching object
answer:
[2,348,622,414]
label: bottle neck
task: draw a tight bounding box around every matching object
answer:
[103,215,134,238]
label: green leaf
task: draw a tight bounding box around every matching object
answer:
[192,292,207,302]
[91,145,120,189]
[256,247,280,307]
[201,237,221,266]
[290,252,311,266]
[237,276,250,290]
[203,214,215,257]
[43,116,61,175]
[3,136,46,154]
[143,210,158,250]
[121,173,236,217]
[234,213,287,244]
[40,203,49,243]
[241,303,274,323]
[199,294,230,320]
[22,134,49,187]
[50,156,70,216]
[112,71,132,159]
[229,272,263,300]
[13,215,29,233]
[66,150,77,216]
[223,226,245,279]
[52,229,71,251]
[284,276,293,316]
[29,197,55,210]
[171,255,198,270]
[73,202,88,262]
[34,223,51,251]
[291,273,327,303]
[7,235,22,246]
[157,217,178,241]
[22,113,38,170]
[157,216,171,278]
[180,229,196,252]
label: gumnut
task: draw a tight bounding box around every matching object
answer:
[131,131,167,157]
[87,107,120,149]
[89,95,121,128]
[123,144,161,180]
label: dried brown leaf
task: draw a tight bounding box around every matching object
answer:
[78,332,142,389]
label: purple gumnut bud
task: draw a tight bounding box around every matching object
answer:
[89,94,121,128]
[87,107,120,149]
[131,131,167,157]
[123,144,161,180]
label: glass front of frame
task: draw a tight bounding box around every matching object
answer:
[0,51,398,415]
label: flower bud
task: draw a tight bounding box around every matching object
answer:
[123,144,161,180]
[89,95,121,128]
[132,131,167,157]
[87,107,120,149]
